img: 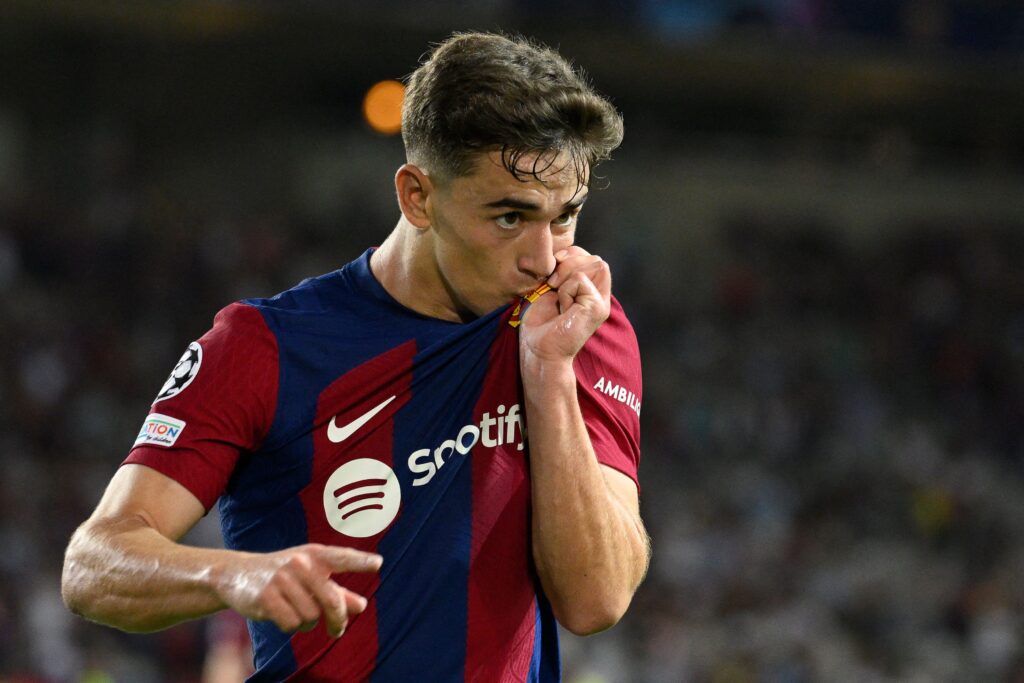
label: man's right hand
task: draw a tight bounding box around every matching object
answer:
[217,544,382,637]
[62,464,383,636]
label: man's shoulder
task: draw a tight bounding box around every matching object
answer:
[576,294,642,394]
[234,250,381,326]
[589,294,639,352]
[244,261,361,315]
[609,295,632,324]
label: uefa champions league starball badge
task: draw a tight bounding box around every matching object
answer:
[154,341,203,403]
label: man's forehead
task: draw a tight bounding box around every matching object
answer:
[479,149,588,189]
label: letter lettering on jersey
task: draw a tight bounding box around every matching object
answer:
[409,449,436,487]
[406,403,526,487]
[433,439,457,469]
[505,404,524,451]
[592,376,642,417]
[496,405,508,447]
[480,412,498,448]
[456,424,480,455]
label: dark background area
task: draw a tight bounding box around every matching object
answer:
[1,1,1023,681]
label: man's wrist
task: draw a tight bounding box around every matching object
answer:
[520,353,576,392]
[206,550,242,608]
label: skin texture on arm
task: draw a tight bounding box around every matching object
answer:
[519,249,650,635]
[62,463,381,636]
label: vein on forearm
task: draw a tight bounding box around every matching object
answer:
[63,515,226,630]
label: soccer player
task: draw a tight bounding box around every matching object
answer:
[62,32,649,681]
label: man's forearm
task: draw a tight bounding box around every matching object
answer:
[522,358,649,636]
[62,515,231,632]
[63,464,381,638]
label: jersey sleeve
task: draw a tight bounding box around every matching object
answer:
[123,302,279,510]
[573,296,642,489]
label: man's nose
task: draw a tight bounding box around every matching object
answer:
[518,227,557,281]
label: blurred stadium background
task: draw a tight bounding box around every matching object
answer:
[2,1,1024,681]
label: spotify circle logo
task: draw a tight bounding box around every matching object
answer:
[323,458,401,538]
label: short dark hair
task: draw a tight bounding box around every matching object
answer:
[401,32,624,186]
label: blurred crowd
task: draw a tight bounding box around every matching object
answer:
[573,215,1024,682]
[290,0,1024,52]
[511,0,1024,52]
[664,0,1021,50]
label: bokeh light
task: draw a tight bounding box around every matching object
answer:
[362,79,404,135]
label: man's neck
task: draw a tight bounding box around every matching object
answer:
[369,219,465,323]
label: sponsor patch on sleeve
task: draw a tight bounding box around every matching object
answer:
[593,376,642,417]
[134,413,187,448]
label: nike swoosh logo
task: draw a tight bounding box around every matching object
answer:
[327,395,397,443]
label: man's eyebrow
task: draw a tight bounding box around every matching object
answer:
[483,197,541,211]
[565,193,589,211]
[483,194,589,212]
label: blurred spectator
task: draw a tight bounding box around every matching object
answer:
[201,612,253,683]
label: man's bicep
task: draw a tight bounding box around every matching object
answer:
[91,464,207,541]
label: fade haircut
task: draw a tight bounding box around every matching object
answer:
[401,32,624,188]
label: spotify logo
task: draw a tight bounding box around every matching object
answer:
[323,459,401,538]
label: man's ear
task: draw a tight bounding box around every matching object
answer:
[395,163,434,230]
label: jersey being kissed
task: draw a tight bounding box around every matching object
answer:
[125,249,642,682]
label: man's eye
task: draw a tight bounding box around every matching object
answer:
[553,212,575,226]
[496,212,521,230]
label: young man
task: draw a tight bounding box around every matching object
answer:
[62,32,649,681]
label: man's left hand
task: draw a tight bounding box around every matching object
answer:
[519,246,611,363]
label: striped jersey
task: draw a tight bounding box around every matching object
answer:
[125,249,642,682]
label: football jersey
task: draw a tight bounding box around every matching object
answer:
[125,249,642,682]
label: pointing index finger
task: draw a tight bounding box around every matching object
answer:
[318,547,383,573]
